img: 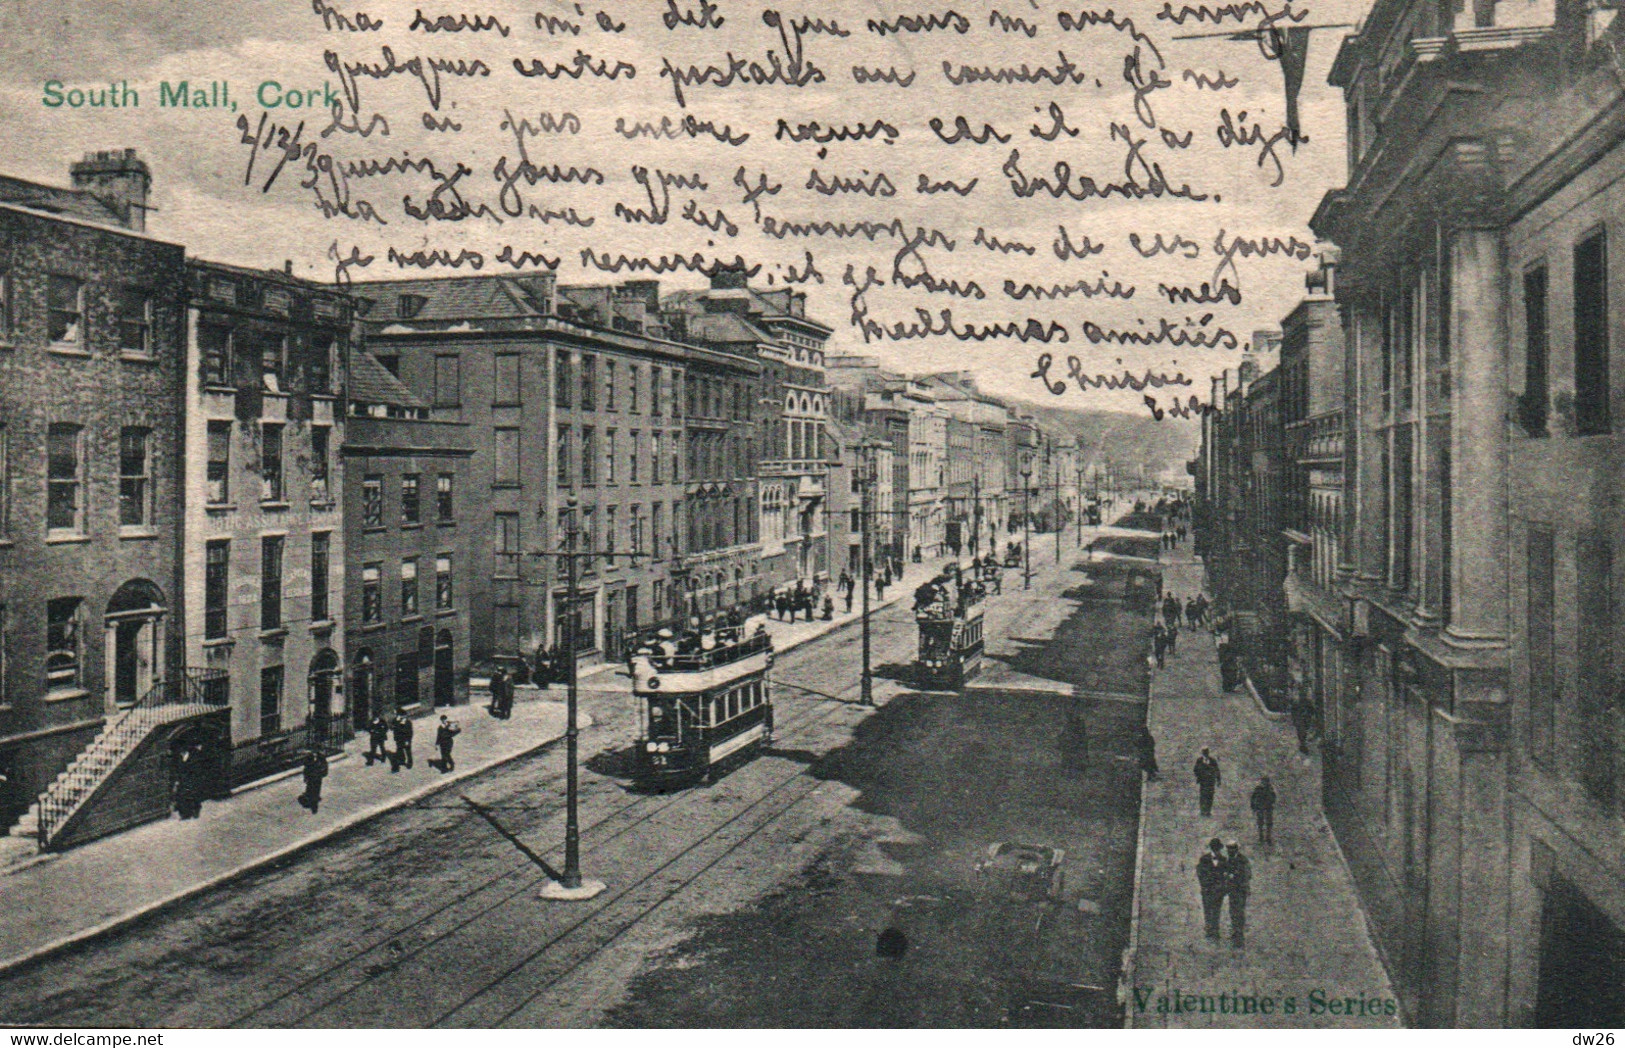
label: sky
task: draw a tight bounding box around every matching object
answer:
[0,0,1371,414]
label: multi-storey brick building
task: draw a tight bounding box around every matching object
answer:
[1310,0,1625,1023]
[341,351,475,727]
[356,274,692,673]
[665,273,833,594]
[183,260,351,783]
[0,151,196,845]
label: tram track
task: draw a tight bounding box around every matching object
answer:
[215,618,910,1029]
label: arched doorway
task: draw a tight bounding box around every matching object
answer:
[104,580,166,709]
[433,631,455,707]
[351,649,374,730]
[308,648,342,749]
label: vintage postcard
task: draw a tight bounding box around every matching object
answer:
[0,0,1619,1032]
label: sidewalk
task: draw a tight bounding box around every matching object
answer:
[0,698,574,974]
[1123,544,1400,1028]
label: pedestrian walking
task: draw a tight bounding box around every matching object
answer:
[1290,694,1315,754]
[844,585,854,613]
[876,571,888,600]
[1152,623,1168,669]
[298,750,327,812]
[1138,728,1160,781]
[1196,837,1228,942]
[1166,618,1179,654]
[1194,748,1221,816]
[1217,640,1238,692]
[367,713,390,765]
[1250,776,1277,845]
[1225,841,1252,947]
[391,713,414,771]
[435,715,462,772]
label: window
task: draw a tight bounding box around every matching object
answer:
[261,536,284,629]
[118,427,151,527]
[260,666,284,737]
[362,475,383,528]
[494,353,520,406]
[556,424,572,487]
[494,512,520,578]
[203,540,230,639]
[631,505,644,555]
[581,353,597,410]
[307,337,333,393]
[306,531,330,623]
[582,426,596,485]
[1527,526,1554,766]
[653,579,666,618]
[362,562,382,623]
[1575,230,1610,436]
[651,366,663,416]
[673,372,683,419]
[116,288,151,356]
[1522,265,1549,436]
[259,333,285,393]
[1578,531,1615,803]
[436,555,453,610]
[0,425,7,536]
[555,349,572,408]
[48,275,83,345]
[652,502,665,561]
[434,354,461,407]
[582,505,597,573]
[629,430,640,483]
[396,652,418,707]
[672,434,681,483]
[200,323,231,386]
[45,597,82,693]
[46,423,83,534]
[260,424,284,502]
[202,421,231,505]
[605,430,617,484]
[311,426,330,503]
[605,360,617,410]
[401,558,419,616]
[494,427,520,487]
[629,364,641,412]
[437,473,454,522]
[651,432,662,483]
[606,505,618,558]
[0,269,13,342]
[401,474,421,524]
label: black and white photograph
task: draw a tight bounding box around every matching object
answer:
[0,0,1620,1032]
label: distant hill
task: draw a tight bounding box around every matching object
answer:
[1017,402,1200,482]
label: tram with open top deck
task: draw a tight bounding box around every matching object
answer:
[630,626,774,789]
[914,568,987,689]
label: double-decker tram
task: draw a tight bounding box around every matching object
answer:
[630,625,775,789]
[914,568,987,689]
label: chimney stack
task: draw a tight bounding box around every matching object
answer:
[70,148,151,232]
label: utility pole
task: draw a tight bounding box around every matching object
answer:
[531,495,637,901]
[858,439,877,706]
[1052,437,1061,566]
[1076,461,1086,548]
[1021,456,1033,591]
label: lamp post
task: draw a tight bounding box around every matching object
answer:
[530,495,638,901]
[1020,457,1033,591]
[1051,437,1061,566]
[857,439,879,706]
[1076,461,1086,548]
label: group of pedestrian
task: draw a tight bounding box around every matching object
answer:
[1196,837,1252,947]
[363,712,417,773]
[773,581,823,622]
[487,667,516,719]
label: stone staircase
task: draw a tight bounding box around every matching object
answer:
[10,668,229,857]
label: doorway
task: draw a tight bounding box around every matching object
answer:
[105,580,165,709]
[434,630,454,706]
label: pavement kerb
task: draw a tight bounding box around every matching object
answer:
[0,709,592,978]
[1244,673,1292,722]
[1121,667,1154,1029]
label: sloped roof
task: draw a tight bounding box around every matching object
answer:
[349,350,427,408]
[354,275,553,322]
[0,175,124,226]
[682,310,773,346]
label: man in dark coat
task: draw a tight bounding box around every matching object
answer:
[299,750,328,812]
[1290,694,1315,754]
[392,714,414,771]
[1196,837,1227,941]
[1250,776,1277,845]
[1138,728,1159,781]
[1225,841,1252,947]
[1152,624,1168,669]
[366,713,390,765]
[1217,640,1239,692]
[1194,748,1221,816]
[435,715,462,772]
